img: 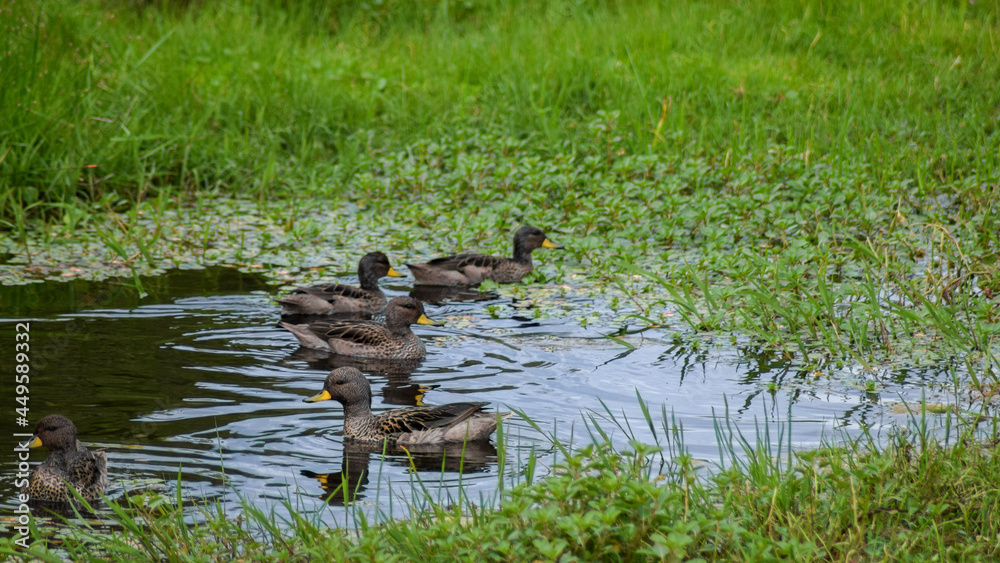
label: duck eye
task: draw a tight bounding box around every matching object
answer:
[46,426,58,431]
[335,380,346,385]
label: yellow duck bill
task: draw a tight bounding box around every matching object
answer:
[304,390,333,403]
[416,314,442,326]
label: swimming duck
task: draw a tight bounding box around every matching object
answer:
[303,367,510,444]
[281,296,440,360]
[407,225,563,286]
[22,414,107,505]
[278,251,405,316]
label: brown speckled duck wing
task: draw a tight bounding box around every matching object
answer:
[450,254,505,271]
[395,410,509,445]
[422,411,509,444]
[300,283,372,301]
[420,253,473,268]
[374,403,488,435]
[434,253,505,285]
[69,449,108,499]
[280,284,385,316]
[313,319,389,347]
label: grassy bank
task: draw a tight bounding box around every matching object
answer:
[2,0,999,220]
[4,407,999,561]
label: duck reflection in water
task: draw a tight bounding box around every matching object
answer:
[408,285,500,306]
[300,440,499,506]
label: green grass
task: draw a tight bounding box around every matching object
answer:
[5,404,1000,561]
[2,0,999,220]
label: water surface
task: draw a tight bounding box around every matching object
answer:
[0,267,965,527]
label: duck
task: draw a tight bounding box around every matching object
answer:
[303,367,510,445]
[281,296,440,360]
[22,414,108,505]
[278,251,405,316]
[407,225,563,286]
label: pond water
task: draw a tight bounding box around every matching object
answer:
[0,267,965,528]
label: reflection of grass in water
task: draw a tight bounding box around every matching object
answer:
[10,396,1000,560]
